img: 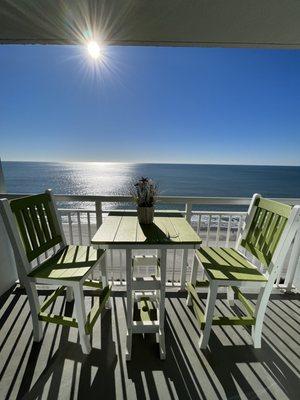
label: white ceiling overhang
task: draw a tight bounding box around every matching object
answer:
[0,0,300,48]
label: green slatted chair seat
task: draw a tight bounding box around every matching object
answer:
[28,245,105,281]
[196,246,268,282]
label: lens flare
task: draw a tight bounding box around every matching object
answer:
[87,41,101,59]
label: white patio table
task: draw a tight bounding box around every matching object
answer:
[91,211,202,360]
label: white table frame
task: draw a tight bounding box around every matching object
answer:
[93,242,200,360]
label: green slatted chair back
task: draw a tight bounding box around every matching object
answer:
[10,192,63,262]
[240,197,293,269]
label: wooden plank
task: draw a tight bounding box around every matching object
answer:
[14,210,32,254]
[92,214,201,246]
[114,216,138,243]
[171,217,202,244]
[91,215,122,244]
[29,205,46,245]
[268,217,287,256]
[258,198,292,218]
[249,208,266,246]
[36,203,51,242]
[28,236,62,262]
[40,286,66,312]
[10,193,49,212]
[21,207,39,250]
[255,210,273,249]
[85,284,111,334]
[38,312,78,328]
[154,217,181,243]
[43,201,57,238]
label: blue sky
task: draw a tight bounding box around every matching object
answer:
[0,45,300,165]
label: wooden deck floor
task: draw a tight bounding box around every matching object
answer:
[0,286,299,400]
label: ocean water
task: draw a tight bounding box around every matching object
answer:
[2,162,300,212]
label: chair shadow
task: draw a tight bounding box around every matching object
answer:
[202,332,300,400]
[17,301,117,400]
[178,292,300,400]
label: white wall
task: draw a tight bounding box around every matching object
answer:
[0,159,18,295]
[0,216,18,295]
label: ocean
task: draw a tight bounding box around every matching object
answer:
[2,162,300,211]
[2,161,300,270]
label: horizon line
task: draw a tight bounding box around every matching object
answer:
[1,160,300,167]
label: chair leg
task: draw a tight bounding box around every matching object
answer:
[73,284,91,355]
[101,254,111,309]
[66,287,74,302]
[227,286,235,306]
[186,254,198,306]
[26,282,43,342]
[199,281,218,349]
[252,283,272,348]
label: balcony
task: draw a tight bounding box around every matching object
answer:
[0,193,299,399]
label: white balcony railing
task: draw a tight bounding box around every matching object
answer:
[1,193,300,290]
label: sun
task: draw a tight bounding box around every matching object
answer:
[87,41,101,60]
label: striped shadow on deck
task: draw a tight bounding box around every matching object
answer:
[0,286,299,400]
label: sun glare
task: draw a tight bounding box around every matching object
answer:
[87,41,101,60]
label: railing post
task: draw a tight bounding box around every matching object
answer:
[180,203,193,290]
[95,200,102,229]
[0,158,6,193]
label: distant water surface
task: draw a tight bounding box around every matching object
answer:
[2,162,300,211]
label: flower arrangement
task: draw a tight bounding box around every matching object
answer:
[132,177,158,207]
[131,177,158,223]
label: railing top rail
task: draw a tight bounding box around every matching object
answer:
[0,192,299,206]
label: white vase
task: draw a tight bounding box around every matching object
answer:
[137,206,154,224]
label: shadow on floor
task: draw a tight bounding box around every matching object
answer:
[0,288,299,400]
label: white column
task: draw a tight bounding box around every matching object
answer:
[0,158,18,295]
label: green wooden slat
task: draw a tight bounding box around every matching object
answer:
[250,208,267,246]
[92,214,201,245]
[27,236,63,262]
[114,216,138,243]
[196,247,267,281]
[138,218,166,244]
[139,297,157,323]
[154,217,181,243]
[10,193,50,212]
[244,207,261,246]
[268,217,287,256]
[83,279,103,289]
[232,286,255,317]
[85,284,111,334]
[14,209,32,254]
[40,286,66,312]
[170,217,202,244]
[29,205,46,246]
[38,312,78,328]
[241,242,270,267]
[28,245,99,280]
[241,198,291,269]
[91,215,122,244]
[211,316,255,327]
[43,201,57,239]
[257,198,292,219]
[195,280,210,287]
[255,211,273,250]
[36,203,51,242]
[187,283,256,330]
[21,207,39,250]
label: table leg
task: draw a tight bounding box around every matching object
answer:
[126,249,133,361]
[158,248,167,359]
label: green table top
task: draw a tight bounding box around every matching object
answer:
[91,212,202,248]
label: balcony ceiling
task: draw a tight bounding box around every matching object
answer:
[0,0,300,48]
